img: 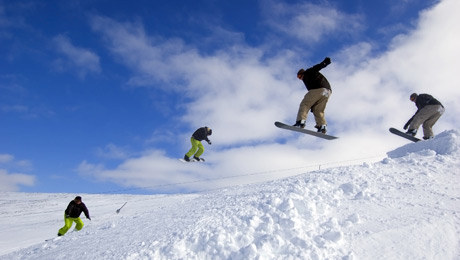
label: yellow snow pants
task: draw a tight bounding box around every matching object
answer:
[58,214,84,236]
[185,137,204,158]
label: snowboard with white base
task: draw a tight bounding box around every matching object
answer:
[178,158,204,163]
[275,121,338,140]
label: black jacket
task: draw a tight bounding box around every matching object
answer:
[65,200,90,219]
[192,127,211,142]
[299,61,331,92]
[414,94,443,110]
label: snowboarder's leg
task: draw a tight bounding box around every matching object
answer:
[296,89,322,122]
[194,141,205,158]
[312,89,331,127]
[410,105,443,138]
[74,218,84,231]
[58,214,74,236]
[185,137,199,158]
[421,105,444,139]
[409,107,429,132]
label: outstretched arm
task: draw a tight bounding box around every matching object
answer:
[309,57,331,72]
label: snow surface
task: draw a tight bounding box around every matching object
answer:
[1,130,460,260]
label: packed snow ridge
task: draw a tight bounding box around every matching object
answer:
[1,130,460,260]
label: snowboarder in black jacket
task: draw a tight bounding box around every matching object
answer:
[57,196,91,236]
[404,93,444,140]
[184,127,212,162]
[294,57,332,134]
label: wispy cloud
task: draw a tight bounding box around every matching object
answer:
[0,154,14,163]
[0,169,35,191]
[90,16,188,87]
[0,154,35,191]
[95,143,131,160]
[1,104,28,113]
[261,0,364,44]
[52,34,101,78]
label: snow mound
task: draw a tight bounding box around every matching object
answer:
[387,129,460,158]
[1,130,460,259]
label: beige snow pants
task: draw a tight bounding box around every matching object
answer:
[409,104,445,139]
[296,88,331,126]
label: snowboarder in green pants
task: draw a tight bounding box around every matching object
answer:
[184,126,212,162]
[58,196,91,236]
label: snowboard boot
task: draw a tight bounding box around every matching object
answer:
[423,136,433,140]
[315,125,327,134]
[193,156,204,162]
[183,155,191,162]
[406,129,417,136]
[293,120,306,128]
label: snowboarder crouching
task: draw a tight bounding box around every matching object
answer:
[294,57,332,134]
[404,93,444,140]
[57,196,91,236]
[184,126,212,162]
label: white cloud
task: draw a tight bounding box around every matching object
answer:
[0,154,14,163]
[52,34,101,78]
[0,104,28,113]
[95,143,130,160]
[0,169,35,191]
[260,0,364,44]
[83,0,460,193]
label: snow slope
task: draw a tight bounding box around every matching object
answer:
[1,130,460,260]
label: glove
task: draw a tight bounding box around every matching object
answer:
[323,57,331,65]
[403,118,412,130]
[207,140,212,145]
[88,217,91,221]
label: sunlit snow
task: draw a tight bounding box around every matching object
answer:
[1,130,459,259]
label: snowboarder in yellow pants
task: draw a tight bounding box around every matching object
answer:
[184,126,212,162]
[58,214,85,235]
[186,137,205,159]
[57,196,91,236]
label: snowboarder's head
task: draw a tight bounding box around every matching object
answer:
[297,69,305,79]
[74,196,82,203]
[410,93,418,102]
[208,128,212,136]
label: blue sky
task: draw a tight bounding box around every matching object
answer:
[1,0,459,194]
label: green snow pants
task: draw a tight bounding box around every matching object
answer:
[185,137,204,158]
[58,214,84,236]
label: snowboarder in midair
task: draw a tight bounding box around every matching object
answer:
[184,126,212,162]
[57,196,91,236]
[294,57,332,134]
[404,93,444,140]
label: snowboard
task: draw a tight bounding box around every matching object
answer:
[274,121,338,140]
[389,127,421,142]
[178,158,204,163]
[45,237,62,242]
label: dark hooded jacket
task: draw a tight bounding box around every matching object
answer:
[192,127,211,142]
[414,94,443,111]
[299,61,331,92]
[65,200,90,219]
